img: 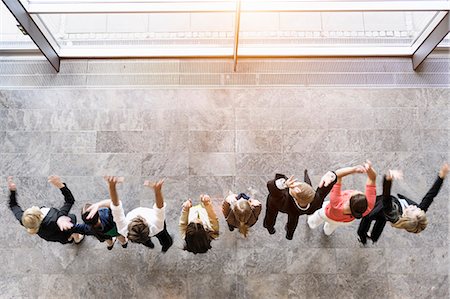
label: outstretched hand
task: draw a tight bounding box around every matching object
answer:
[48,175,64,189]
[386,170,403,181]
[7,176,16,191]
[182,199,192,211]
[285,175,301,189]
[144,179,165,191]
[57,216,74,231]
[104,176,124,186]
[85,203,100,220]
[439,163,449,179]
[319,171,337,188]
[201,194,212,206]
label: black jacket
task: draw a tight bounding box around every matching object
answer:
[9,184,77,244]
[265,171,337,239]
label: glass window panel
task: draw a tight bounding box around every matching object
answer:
[239,11,439,49]
[0,3,37,49]
[36,12,235,55]
[439,32,450,47]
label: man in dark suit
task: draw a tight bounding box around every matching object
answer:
[263,169,337,240]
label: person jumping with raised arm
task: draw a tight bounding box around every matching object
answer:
[7,175,84,244]
[263,169,338,240]
[357,163,449,244]
[307,161,377,235]
[87,176,173,252]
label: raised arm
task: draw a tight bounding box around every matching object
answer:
[105,176,123,206]
[7,177,24,223]
[201,194,219,236]
[179,199,192,239]
[144,179,165,209]
[382,170,402,217]
[104,176,128,234]
[364,161,377,186]
[48,175,75,215]
[335,165,366,184]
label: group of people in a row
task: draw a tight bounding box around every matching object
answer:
[7,161,448,254]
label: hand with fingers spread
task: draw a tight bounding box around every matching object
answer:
[319,171,337,188]
[104,176,124,186]
[48,175,64,189]
[285,175,301,189]
[144,179,165,191]
[7,176,16,191]
[201,194,212,206]
[439,163,449,179]
[57,215,74,231]
[182,199,192,211]
[386,170,403,181]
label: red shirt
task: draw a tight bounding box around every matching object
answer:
[325,183,376,222]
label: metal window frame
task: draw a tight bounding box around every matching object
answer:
[4,0,450,71]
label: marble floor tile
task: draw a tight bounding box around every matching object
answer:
[0,88,448,298]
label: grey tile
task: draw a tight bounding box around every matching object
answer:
[189,109,235,131]
[335,248,386,274]
[282,130,328,153]
[385,247,447,275]
[236,108,282,130]
[188,175,234,199]
[281,107,328,130]
[189,153,235,176]
[286,248,337,274]
[188,131,235,152]
[388,274,448,299]
[236,153,283,175]
[142,109,189,130]
[240,274,288,299]
[335,274,388,299]
[142,153,189,176]
[237,130,282,153]
[51,131,97,153]
[287,274,338,299]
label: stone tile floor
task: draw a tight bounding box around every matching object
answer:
[0,88,448,298]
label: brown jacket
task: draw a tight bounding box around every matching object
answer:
[222,198,262,228]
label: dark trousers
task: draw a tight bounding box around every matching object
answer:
[153,222,173,251]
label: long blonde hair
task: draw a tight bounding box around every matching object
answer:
[391,211,428,233]
[22,206,44,234]
[233,200,252,238]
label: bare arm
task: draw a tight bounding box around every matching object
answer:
[105,176,122,206]
[335,165,365,184]
[202,195,219,234]
[179,199,192,239]
[364,161,377,186]
[144,179,164,209]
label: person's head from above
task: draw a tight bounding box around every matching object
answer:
[22,206,44,234]
[289,182,315,207]
[232,196,253,238]
[392,205,427,233]
[346,191,368,219]
[81,203,100,227]
[127,216,150,243]
[184,222,212,254]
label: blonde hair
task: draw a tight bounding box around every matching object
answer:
[391,211,428,233]
[22,206,44,234]
[233,200,252,238]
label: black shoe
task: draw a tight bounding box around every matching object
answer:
[161,236,174,253]
[228,224,235,232]
[266,227,276,235]
[143,239,154,249]
[121,242,128,249]
[285,225,293,240]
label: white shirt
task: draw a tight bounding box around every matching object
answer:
[110,201,166,237]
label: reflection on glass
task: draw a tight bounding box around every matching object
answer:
[36,13,235,52]
[239,11,439,48]
[0,3,37,49]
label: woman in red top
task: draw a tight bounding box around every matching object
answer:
[307,161,377,235]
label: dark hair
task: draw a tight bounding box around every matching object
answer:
[184,223,212,254]
[349,193,368,219]
[127,216,150,243]
[81,203,99,226]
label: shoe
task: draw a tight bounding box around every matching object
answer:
[121,242,128,249]
[161,236,174,253]
[285,225,293,240]
[143,239,154,249]
[266,227,276,235]
[228,224,235,232]
[74,234,85,245]
[107,237,116,250]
